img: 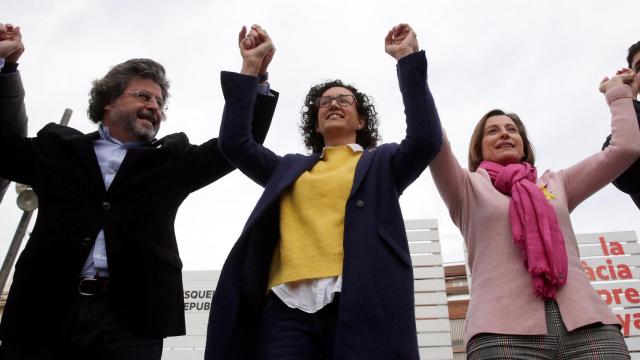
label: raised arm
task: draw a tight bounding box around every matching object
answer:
[385,24,443,192]
[603,131,640,199]
[428,132,469,228]
[182,26,278,192]
[218,25,281,187]
[0,23,28,203]
[602,68,640,200]
[562,69,640,211]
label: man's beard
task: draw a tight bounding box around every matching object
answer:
[110,108,160,141]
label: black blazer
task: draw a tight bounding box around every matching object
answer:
[0,69,27,203]
[0,71,277,342]
[205,51,442,359]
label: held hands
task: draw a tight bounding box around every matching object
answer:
[599,68,635,94]
[239,24,275,77]
[385,24,419,61]
[0,23,24,63]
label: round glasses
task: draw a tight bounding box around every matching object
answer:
[316,95,356,108]
[123,90,167,111]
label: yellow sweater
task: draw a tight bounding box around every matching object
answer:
[268,145,362,289]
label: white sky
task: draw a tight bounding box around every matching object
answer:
[1,1,639,271]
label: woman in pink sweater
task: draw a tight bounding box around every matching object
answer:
[430,70,639,359]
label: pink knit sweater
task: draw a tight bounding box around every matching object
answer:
[429,85,640,345]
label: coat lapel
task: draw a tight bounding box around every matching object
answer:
[69,131,106,192]
[262,154,320,209]
[240,153,320,303]
[275,154,320,192]
[107,142,156,191]
[108,152,135,191]
[349,147,376,196]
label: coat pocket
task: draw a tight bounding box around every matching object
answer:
[378,227,412,268]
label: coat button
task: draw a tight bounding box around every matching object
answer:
[102,202,111,210]
[356,200,365,208]
[81,237,92,247]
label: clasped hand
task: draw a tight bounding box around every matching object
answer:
[385,23,419,61]
[599,68,637,94]
[239,24,275,77]
[0,23,24,63]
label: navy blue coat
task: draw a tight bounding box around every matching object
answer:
[205,51,442,359]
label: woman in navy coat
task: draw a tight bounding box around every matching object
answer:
[205,24,442,359]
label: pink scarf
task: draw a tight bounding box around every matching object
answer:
[479,160,567,299]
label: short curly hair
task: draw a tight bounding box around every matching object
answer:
[300,79,380,154]
[87,58,170,123]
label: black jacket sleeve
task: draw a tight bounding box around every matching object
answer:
[0,69,28,203]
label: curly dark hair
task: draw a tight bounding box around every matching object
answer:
[628,40,640,69]
[299,79,380,154]
[87,58,170,123]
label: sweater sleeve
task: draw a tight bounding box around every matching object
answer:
[561,85,640,211]
[428,131,469,228]
[602,104,640,197]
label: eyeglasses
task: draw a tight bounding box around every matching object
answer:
[316,95,356,108]
[123,90,167,111]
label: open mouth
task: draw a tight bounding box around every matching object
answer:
[497,143,514,149]
[327,112,344,120]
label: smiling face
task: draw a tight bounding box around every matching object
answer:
[481,115,525,166]
[315,87,364,147]
[102,78,163,143]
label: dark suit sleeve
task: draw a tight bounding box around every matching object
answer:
[217,72,282,187]
[178,84,278,193]
[391,50,443,193]
[0,70,33,200]
[602,110,640,202]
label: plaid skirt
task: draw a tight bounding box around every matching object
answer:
[467,300,630,359]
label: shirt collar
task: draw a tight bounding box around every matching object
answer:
[320,143,363,159]
[98,124,149,148]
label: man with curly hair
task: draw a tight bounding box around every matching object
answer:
[603,40,640,208]
[206,23,442,359]
[0,24,276,359]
